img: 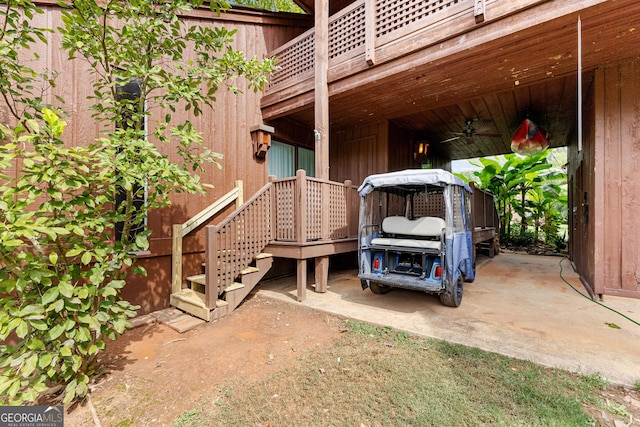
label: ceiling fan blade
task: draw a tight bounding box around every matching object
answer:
[439,136,461,143]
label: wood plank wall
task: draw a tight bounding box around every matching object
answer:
[329,121,389,186]
[594,59,640,298]
[329,120,452,190]
[5,4,311,313]
[574,59,640,299]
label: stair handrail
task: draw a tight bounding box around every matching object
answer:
[205,180,274,307]
[172,181,244,294]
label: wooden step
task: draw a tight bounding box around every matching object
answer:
[225,282,245,292]
[187,274,206,285]
[241,266,259,275]
[170,288,228,322]
[186,274,206,293]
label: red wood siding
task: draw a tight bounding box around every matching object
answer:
[586,59,640,298]
[7,4,311,313]
[330,121,389,186]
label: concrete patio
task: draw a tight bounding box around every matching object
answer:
[257,252,640,386]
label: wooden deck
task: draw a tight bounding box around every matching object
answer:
[262,0,557,119]
[171,170,359,320]
[171,169,497,320]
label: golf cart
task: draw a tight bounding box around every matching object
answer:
[357,169,475,307]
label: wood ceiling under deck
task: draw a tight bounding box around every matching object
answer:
[278,0,640,160]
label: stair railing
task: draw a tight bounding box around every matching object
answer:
[205,181,273,308]
[171,181,244,295]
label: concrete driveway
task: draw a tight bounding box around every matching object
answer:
[257,252,640,386]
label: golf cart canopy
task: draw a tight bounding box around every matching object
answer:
[357,169,473,197]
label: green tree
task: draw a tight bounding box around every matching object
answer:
[0,0,56,123]
[0,0,275,404]
[473,151,562,241]
[233,0,304,13]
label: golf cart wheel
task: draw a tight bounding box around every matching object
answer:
[369,282,391,295]
[439,275,463,307]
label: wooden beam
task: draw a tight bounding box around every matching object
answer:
[297,258,307,302]
[315,256,329,293]
[296,169,307,243]
[205,226,218,309]
[171,224,183,294]
[365,0,376,65]
[474,0,486,23]
[235,179,244,209]
[315,0,329,180]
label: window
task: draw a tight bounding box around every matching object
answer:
[268,140,315,178]
[114,78,147,243]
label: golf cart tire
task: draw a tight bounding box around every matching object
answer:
[440,275,463,307]
[369,282,391,295]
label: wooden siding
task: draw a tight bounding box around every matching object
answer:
[574,60,640,299]
[329,121,388,186]
[7,4,311,314]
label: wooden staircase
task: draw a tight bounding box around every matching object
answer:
[170,252,273,321]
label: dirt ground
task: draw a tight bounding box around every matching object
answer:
[64,294,345,426]
[62,292,640,427]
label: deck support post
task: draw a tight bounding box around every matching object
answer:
[314,0,329,182]
[297,259,307,302]
[315,256,329,293]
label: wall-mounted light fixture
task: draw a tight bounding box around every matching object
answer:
[413,140,429,160]
[251,124,275,158]
[414,140,431,169]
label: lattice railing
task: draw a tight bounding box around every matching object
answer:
[329,2,366,60]
[328,181,353,239]
[376,0,462,37]
[274,178,296,241]
[268,31,315,88]
[267,0,474,91]
[205,183,273,306]
[271,171,358,243]
[470,182,498,229]
[204,173,359,306]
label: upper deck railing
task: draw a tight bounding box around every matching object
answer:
[266,0,474,94]
[264,0,546,102]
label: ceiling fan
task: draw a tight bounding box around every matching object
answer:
[439,118,501,143]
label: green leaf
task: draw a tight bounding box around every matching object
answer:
[135,234,149,250]
[59,346,72,357]
[41,287,60,306]
[81,251,92,265]
[49,252,59,265]
[58,281,74,298]
[48,299,64,313]
[47,323,65,340]
[101,286,117,297]
[63,381,76,404]
[21,353,38,377]
[15,319,28,338]
[77,287,89,299]
[66,248,83,258]
[38,353,53,370]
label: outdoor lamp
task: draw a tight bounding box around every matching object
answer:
[251,124,274,158]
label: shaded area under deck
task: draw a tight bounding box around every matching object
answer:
[257,252,640,386]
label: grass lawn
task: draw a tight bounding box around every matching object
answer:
[173,320,636,426]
